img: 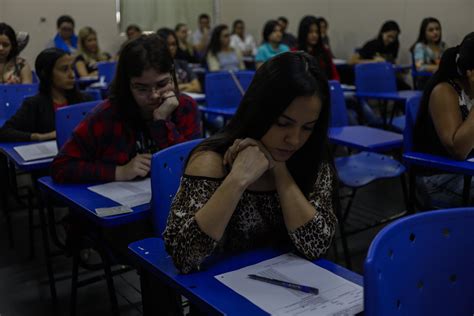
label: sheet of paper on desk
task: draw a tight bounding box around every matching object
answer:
[215,253,363,316]
[14,141,58,161]
[88,178,151,208]
[183,92,206,100]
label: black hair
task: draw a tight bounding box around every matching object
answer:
[56,15,75,28]
[109,34,177,130]
[175,23,186,32]
[277,16,288,24]
[156,27,179,57]
[34,47,85,103]
[0,22,19,62]
[126,24,142,33]
[297,16,332,79]
[415,32,474,144]
[232,19,244,34]
[316,17,328,28]
[190,51,333,196]
[377,20,400,51]
[199,13,210,21]
[411,17,442,52]
[207,24,228,56]
[262,20,280,43]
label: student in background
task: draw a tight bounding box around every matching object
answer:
[255,20,290,68]
[297,15,339,81]
[413,33,474,207]
[192,13,211,60]
[75,27,111,78]
[163,52,338,274]
[175,23,196,63]
[206,24,245,72]
[230,19,257,58]
[277,16,297,49]
[412,17,446,74]
[52,35,201,183]
[157,28,201,93]
[0,48,88,142]
[0,22,32,84]
[126,24,142,41]
[46,15,78,54]
[317,17,333,57]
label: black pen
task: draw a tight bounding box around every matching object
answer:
[248,274,319,295]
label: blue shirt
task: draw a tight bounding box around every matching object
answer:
[255,43,290,63]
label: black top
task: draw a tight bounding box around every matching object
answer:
[174,59,197,84]
[0,93,90,142]
[359,38,398,63]
[176,47,197,64]
[413,80,467,158]
[281,32,297,49]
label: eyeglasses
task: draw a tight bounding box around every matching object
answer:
[130,76,173,97]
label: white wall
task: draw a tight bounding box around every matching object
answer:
[220,0,474,64]
[2,0,473,67]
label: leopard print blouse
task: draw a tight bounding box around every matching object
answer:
[163,163,338,273]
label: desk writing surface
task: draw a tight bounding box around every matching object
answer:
[0,141,53,171]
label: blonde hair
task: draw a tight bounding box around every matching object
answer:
[78,26,108,63]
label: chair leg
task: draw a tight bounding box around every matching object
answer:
[98,247,120,316]
[337,188,357,269]
[39,199,57,305]
[400,173,409,214]
[408,171,417,213]
[27,188,35,259]
[462,175,472,206]
[70,250,80,316]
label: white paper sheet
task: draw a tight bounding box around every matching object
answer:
[14,141,58,161]
[88,178,151,208]
[215,253,363,316]
[183,92,206,101]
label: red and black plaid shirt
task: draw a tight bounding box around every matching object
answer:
[52,94,201,183]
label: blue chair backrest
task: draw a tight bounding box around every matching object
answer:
[403,94,422,152]
[205,70,254,108]
[83,88,102,101]
[329,80,349,127]
[55,100,100,149]
[364,207,474,316]
[151,138,203,236]
[355,62,397,93]
[97,61,117,84]
[0,83,39,120]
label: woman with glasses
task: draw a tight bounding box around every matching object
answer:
[206,24,245,72]
[52,34,201,183]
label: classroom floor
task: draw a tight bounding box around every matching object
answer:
[0,175,405,316]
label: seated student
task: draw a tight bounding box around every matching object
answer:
[317,17,333,57]
[0,48,88,142]
[75,26,111,78]
[175,23,196,63]
[255,20,290,68]
[126,24,142,41]
[206,24,245,72]
[157,28,201,93]
[163,52,338,274]
[277,16,297,49]
[297,15,339,81]
[46,15,78,54]
[51,35,201,183]
[412,17,446,73]
[192,13,212,60]
[413,32,474,206]
[230,19,257,57]
[0,23,32,84]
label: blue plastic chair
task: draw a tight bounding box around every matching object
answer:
[97,61,117,84]
[403,95,473,209]
[329,80,403,152]
[151,138,203,236]
[83,88,102,101]
[0,83,39,121]
[55,100,100,149]
[365,207,474,316]
[410,53,433,90]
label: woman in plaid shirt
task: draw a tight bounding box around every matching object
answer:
[52,34,201,183]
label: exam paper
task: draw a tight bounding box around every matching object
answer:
[14,141,58,161]
[215,253,363,316]
[183,92,206,101]
[88,178,151,208]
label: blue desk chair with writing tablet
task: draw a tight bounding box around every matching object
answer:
[0,83,39,122]
[55,100,100,149]
[364,207,474,316]
[151,138,204,236]
[97,61,117,85]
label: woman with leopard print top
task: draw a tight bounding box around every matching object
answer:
[163,52,338,274]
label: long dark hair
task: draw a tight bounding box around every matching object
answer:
[207,24,228,56]
[410,17,442,52]
[191,52,333,196]
[297,16,332,79]
[377,20,400,59]
[109,34,177,129]
[0,22,19,62]
[34,48,85,103]
[415,32,474,141]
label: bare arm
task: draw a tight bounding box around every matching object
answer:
[75,60,91,78]
[20,62,32,84]
[430,82,474,159]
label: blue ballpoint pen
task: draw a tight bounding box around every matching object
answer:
[248,274,319,295]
